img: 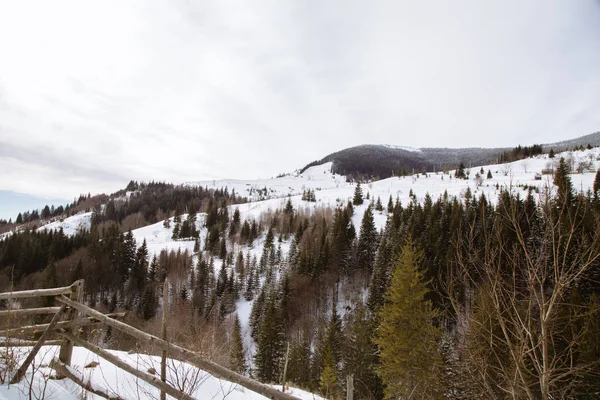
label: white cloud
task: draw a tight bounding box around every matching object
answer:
[1,0,599,199]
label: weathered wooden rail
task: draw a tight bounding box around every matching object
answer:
[1,280,301,400]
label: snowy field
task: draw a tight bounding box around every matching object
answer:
[0,345,324,400]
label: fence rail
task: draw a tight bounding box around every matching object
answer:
[0,279,301,400]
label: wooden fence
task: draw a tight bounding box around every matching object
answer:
[1,280,301,400]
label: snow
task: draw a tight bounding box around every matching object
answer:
[381,144,422,153]
[0,346,324,400]
[131,213,202,259]
[186,162,346,202]
[37,212,93,236]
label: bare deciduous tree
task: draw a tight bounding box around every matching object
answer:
[446,193,600,398]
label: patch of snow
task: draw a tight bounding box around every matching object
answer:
[381,144,422,152]
[0,345,322,399]
[37,212,93,236]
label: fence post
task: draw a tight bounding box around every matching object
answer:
[281,341,290,392]
[346,374,354,400]
[58,279,84,375]
[160,278,168,400]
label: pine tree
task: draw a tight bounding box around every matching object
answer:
[284,197,294,214]
[353,183,364,205]
[455,162,466,179]
[250,286,267,341]
[264,226,275,251]
[138,285,158,320]
[357,205,378,271]
[549,148,555,158]
[343,303,382,399]
[375,196,383,211]
[319,346,337,398]
[130,239,148,296]
[593,170,600,198]
[368,228,394,312]
[387,195,394,213]
[554,157,574,208]
[287,337,312,389]
[487,169,493,179]
[230,207,241,236]
[375,239,443,399]
[254,292,285,383]
[230,314,247,374]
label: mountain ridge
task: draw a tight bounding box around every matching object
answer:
[300,131,600,180]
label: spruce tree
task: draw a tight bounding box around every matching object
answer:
[593,170,600,198]
[130,239,148,295]
[357,205,378,271]
[287,336,312,389]
[138,285,158,320]
[316,289,343,395]
[375,196,383,211]
[387,195,394,213]
[368,228,393,312]
[375,239,443,399]
[455,162,466,179]
[487,169,493,179]
[353,183,364,205]
[554,157,574,208]
[284,197,294,214]
[230,314,247,374]
[254,292,285,383]
[320,346,337,398]
[264,226,275,251]
[343,303,382,399]
[250,286,267,341]
[230,207,241,236]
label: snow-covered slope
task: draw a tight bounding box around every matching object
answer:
[0,345,324,400]
[6,147,598,240]
[37,212,93,236]
[187,162,345,201]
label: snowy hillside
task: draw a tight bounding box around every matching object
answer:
[19,147,600,239]
[0,345,324,400]
[124,147,600,370]
[135,147,600,255]
[37,212,93,236]
[187,162,345,201]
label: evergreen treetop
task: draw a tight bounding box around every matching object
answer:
[353,183,364,205]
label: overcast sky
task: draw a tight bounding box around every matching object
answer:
[1,0,600,219]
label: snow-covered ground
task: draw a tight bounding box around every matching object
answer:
[0,345,324,400]
[187,162,346,201]
[37,212,93,236]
